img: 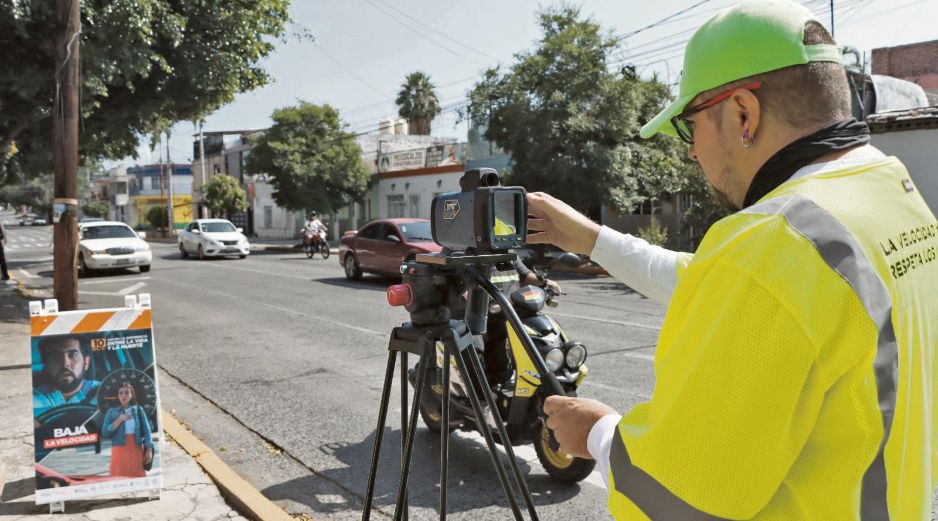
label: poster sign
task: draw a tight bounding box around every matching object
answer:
[378,148,427,172]
[29,296,163,504]
[424,143,463,168]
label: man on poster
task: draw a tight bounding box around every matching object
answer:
[33,336,100,417]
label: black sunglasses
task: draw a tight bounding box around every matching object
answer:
[670,81,762,145]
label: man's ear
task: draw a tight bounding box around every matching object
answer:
[730,89,762,140]
[83,355,91,371]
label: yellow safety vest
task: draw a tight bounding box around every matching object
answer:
[608,157,938,520]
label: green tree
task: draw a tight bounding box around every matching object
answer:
[203,175,249,219]
[466,6,695,218]
[147,205,166,231]
[245,102,371,214]
[0,172,53,214]
[81,201,108,218]
[0,0,293,183]
[396,71,441,135]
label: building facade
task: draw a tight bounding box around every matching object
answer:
[872,39,938,105]
[126,164,193,230]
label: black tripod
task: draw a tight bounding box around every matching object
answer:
[361,254,566,521]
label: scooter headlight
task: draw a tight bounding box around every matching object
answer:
[544,349,564,372]
[565,344,587,369]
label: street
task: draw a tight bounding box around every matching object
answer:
[9,222,664,520]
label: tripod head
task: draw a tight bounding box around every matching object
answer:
[387,252,566,397]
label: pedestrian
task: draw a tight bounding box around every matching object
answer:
[101,382,154,478]
[0,220,10,281]
[528,1,938,519]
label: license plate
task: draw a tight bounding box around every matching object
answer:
[115,259,131,266]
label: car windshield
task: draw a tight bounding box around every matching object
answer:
[398,221,433,241]
[201,222,236,233]
[82,225,136,240]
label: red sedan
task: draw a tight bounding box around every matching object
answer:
[339,218,442,280]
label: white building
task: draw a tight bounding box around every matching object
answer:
[868,106,938,212]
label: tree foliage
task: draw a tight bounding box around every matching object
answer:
[465,6,696,217]
[147,205,166,230]
[81,201,108,218]
[0,0,293,183]
[396,71,441,135]
[245,102,371,214]
[203,175,249,219]
[0,172,53,214]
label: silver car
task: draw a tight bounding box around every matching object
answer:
[178,219,250,259]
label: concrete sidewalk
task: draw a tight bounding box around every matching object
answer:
[0,284,260,520]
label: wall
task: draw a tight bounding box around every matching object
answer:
[872,40,938,101]
[871,128,938,212]
[251,177,304,239]
[377,167,464,219]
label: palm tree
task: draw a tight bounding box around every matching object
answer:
[396,71,441,135]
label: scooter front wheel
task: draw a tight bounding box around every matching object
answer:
[534,421,596,484]
[419,387,458,434]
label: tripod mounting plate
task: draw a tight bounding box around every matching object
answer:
[416,252,516,266]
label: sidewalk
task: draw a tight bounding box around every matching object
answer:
[0,283,272,520]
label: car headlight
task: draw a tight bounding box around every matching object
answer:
[544,349,564,372]
[565,343,587,369]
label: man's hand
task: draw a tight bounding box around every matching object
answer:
[543,396,617,459]
[545,278,562,295]
[526,192,602,255]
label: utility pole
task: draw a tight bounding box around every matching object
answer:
[165,130,174,234]
[199,121,207,218]
[158,134,166,238]
[52,0,80,311]
[830,0,835,39]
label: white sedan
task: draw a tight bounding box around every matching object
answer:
[178,219,250,259]
[78,221,152,276]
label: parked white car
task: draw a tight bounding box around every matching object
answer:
[78,221,152,276]
[178,219,250,259]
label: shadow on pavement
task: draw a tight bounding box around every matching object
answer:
[317,277,397,293]
[262,427,580,517]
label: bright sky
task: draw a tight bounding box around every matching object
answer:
[130,0,938,167]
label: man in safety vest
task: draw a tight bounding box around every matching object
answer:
[529,1,938,519]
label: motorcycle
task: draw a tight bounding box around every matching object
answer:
[303,229,330,259]
[410,252,595,484]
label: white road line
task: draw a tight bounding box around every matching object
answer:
[621,352,656,361]
[16,268,38,279]
[548,311,662,331]
[118,282,148,295]
[80,276,151,286]
[154,276,387,337]
[589,381,652,398]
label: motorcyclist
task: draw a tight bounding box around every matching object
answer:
[482,255,561,387]
[302,211,327,250]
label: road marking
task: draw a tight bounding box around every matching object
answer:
[79,276,151,286]
[155,276,387,337]
[16,269,37,279]
[118,282,148,295]
[548,311,662,331]
[589,381,652,398]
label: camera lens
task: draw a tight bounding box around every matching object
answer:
[480,172,499,187]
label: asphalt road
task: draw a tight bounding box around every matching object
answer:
[12,222,662,520]
[14,222,936,520]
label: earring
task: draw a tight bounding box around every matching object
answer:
[742,130,754,148]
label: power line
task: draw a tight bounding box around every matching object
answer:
[313,42,392,101]
[368,0,500,62]
[616,0,714,40]
[362,0,469,61]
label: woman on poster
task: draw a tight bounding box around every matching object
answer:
[102,383,154,477]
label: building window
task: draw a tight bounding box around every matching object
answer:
[409,194,420,218]
[632,198,663,215]
[151,176,160,190]
[263,206,273,228]
[388,195,405,218]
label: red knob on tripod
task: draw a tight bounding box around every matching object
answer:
[387,284,413,307]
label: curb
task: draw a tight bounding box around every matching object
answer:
[162,409,298,521]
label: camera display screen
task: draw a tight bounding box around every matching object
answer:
[492,191,519,237]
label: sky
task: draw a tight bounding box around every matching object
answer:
[125,0,938,168]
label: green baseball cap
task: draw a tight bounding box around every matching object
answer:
[640,0,843,139]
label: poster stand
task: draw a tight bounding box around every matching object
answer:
[29,294,163,512]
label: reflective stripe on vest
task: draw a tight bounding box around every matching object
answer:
[609,194,898,520]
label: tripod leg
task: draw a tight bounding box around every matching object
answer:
[362,351,397,521]
[440,342,450,520]
[400,352,409,521]
[465,348,539,521]
[393,345,431,521]
[452,348,525,521]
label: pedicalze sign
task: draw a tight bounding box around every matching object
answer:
[29,296,164,504]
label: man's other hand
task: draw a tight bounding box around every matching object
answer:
[543,395,617,459]
[526,192,601,255]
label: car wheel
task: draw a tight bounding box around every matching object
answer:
[239,254,247,259]
[198,244,206,260]
[344,254,362,281]
[139,264,151,273]
[78,253,90,277]
[179,243,188,258]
